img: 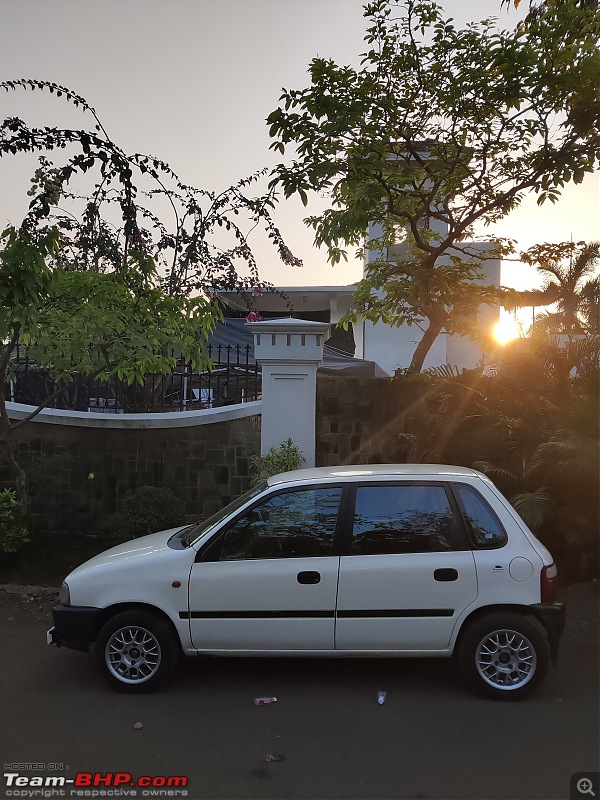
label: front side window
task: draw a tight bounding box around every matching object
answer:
[186,481,268,546]
[454,484,507,549]
[351,484,455,555]
[218,487,342,561]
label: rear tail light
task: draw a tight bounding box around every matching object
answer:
[541,563,558,603]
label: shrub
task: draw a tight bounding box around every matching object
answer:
[250,438,305,485]
[116,485,182,540]
[0,489,29,554]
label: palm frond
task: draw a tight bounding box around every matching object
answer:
[536,263,564,283]
[534,438,579,460]
[511,489,553,532]
[426,363,463,379]
[472,461,520,488]
[532,312,568,335]
[572,242,600,283]
[561,336,600,365]
[555,505,600,548]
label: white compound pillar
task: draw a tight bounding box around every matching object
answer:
[247,318,330,468]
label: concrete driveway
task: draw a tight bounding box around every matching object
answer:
[0,582,598,800]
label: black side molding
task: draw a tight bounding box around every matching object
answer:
[180,610,334,619]
[180,608,454,620]
[337,609,454,618]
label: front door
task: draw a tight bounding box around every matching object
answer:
[335,483,478,651]
[188,485,344,651]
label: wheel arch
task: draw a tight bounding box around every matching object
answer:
[92,602,182,652]
[452,604,544,655]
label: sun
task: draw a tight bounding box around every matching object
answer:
[492,317,521,346]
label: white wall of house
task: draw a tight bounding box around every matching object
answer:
[219,220,501,374]
[354,148,502,371]
[353,241,500,372]
[355,318,446,372]
[223,267,500,374]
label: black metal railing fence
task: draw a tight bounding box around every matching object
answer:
[4,343,261,413]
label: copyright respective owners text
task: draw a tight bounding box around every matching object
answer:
[3,766,189,799]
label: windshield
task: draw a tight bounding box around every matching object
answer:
[184,480,268,546]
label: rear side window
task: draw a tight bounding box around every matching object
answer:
[454,484,507,549]
[351,484,455,555]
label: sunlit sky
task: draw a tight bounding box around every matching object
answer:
[0,0,598,295]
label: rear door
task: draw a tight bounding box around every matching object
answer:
[335,481,478,651]
[188,484,345,651]
[453,480,544,606]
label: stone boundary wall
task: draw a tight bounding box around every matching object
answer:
[3,404,261,539]
[316,375,408,466]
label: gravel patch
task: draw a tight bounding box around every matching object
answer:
[0,584,58,625]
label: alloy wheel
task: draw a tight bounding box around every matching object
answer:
[105,625,162,684]
[475,628,537,691]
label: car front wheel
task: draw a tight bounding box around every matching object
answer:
[458,612,550,700]
[95,611,179,692]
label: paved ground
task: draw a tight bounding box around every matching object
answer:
[0,582,598,800]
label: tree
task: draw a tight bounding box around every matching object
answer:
[436,334,600,577]
[0,225,221,510]
[0,81,299,511]
[517,241,600,334]
[2,80,301,299]
[267,0,600,371]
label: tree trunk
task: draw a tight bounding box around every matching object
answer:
[408,310,448,373]
[0,391,28,513]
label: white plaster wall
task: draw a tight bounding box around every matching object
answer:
[365,220,386,264]
[359,240,502,372]
[5,400,261,428]
[329,293,354,325]
[446,244,501,369]
[260,366,316,466]
[361,320,445,373]
[249,318,328,468]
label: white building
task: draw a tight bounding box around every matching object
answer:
[221,144,502,374]
[220,233,500,375]
[220,256,499,375]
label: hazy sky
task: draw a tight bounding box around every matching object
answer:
[0,0,598,292]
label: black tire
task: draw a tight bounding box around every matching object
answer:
[95,610,179,693]
[458,612,550,700]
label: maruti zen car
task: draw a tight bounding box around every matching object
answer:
[47,465,565,699]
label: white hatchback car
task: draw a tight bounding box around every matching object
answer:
[48,465,565,699]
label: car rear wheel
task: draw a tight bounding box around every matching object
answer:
[95,611,179,692]
[458,612,550,700]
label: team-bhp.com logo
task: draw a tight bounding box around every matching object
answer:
[4,772,188,797]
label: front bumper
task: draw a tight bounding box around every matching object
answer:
[530,602,566,663]
[47,605,102,653]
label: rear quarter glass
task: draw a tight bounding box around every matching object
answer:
[473,475,555,565]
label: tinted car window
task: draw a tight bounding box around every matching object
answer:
[351,484,454,555]
[186,481,267,545]
[454,484,507,549]
[219,487,342,561]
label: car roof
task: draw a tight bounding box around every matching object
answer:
[267,464,481,486]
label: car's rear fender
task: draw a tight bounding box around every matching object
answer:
[451,603,565,662]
